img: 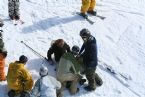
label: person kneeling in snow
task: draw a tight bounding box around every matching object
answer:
[30,67,61,97]
[7,55,34,97]
[56,45,84,97]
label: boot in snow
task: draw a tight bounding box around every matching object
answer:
[87,10,97,16]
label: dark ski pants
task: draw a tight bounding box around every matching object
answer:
[85,67,103,89]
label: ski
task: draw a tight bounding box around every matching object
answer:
[76,12,94,24]
[98,60,141,97]
[98,60,131,81]
[96,15,106,20]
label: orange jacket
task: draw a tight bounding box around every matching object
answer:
[0,54,6,81]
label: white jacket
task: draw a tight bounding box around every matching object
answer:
[31,75,61,97]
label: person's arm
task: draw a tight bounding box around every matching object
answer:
[66,43,71,52]
[30,79,41,97]
[47,46,54,60]
[50,76,61,90]
[79,43,85,55]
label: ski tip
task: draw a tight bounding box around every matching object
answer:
[20,41,23,43]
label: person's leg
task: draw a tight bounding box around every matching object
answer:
[57,82,66,97]
[95,73,103,86]
[81,0,91,13]
[85,68,96,91]
[88,0,96,11]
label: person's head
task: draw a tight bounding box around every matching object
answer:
[80,28,91,42]
[19,55,28,64]
[71,45,80,55]
[39,67,48,77]
[55,39,65,47]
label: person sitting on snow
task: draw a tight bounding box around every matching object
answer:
[56,45,85,97]
[30,67,61,97]
[7,55,34,97]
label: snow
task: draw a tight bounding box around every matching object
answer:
[0,0,145,97]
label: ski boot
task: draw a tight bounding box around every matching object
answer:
[80,13,88,19]
[87,10,97,16]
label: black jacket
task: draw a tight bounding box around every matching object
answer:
[79,36,98,68]
[47,43,70,62]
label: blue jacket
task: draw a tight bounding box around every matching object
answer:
[79,36,98,68]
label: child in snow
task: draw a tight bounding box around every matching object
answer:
[30,67,61,97]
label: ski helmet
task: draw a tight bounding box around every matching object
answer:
[19,55,28,63]
[39,67,48,77]
[80,28,91,37]
[72,45,80,55]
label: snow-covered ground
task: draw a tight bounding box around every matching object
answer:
[0,0,145,97]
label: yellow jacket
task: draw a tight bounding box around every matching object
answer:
[7,61,33,93]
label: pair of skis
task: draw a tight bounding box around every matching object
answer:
[76,12,106,24]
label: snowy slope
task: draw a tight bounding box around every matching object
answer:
[0,0,145,97]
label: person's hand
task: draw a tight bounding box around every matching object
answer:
[48,59,54,65]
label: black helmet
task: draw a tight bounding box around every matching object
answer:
[80,28,91,37]
[72,45,80,55]
[19,55,28,63]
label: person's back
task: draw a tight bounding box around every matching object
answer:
[7,55,33,97]
[47,39,70,63]
[31,67,61,97]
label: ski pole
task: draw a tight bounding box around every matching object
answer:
[20,41,48,61]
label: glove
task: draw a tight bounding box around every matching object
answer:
[47,58,54,65]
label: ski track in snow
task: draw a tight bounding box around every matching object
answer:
[0,0,145,97]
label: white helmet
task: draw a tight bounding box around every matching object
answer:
[39,67,48,77]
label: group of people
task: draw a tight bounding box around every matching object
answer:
[0,0,103,97]
[8,0,97,21]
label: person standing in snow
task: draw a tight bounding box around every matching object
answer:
[0,45,7,82]
[7,55,34,97]
[8,0,20,20]
[47,39,70,66]
[0,20,7,81]
[80,0,97,18]
[56,45,84,97]
[30,67,61,97]
[78,28,103,91]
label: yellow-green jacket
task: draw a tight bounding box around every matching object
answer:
[7,61,33,94]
